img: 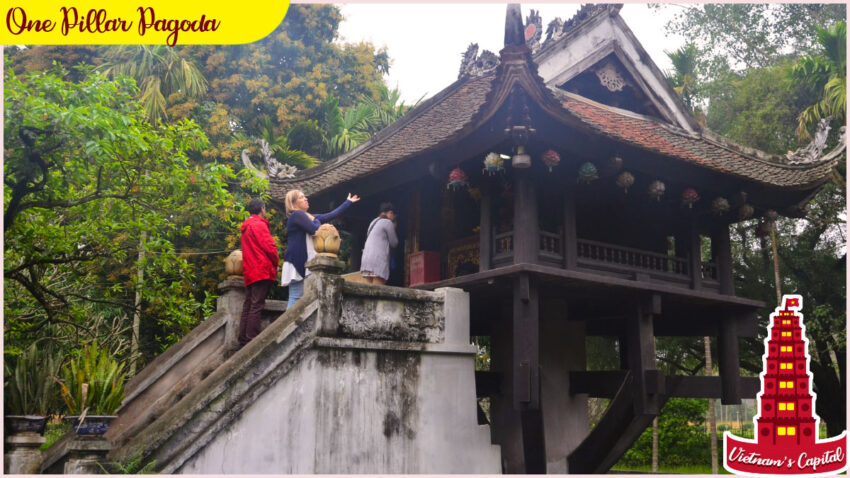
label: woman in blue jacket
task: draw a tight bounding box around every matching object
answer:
[282,189,359,307]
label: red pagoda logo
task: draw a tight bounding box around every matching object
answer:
[724,295,847,476]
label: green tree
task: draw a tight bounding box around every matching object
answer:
[665,43,703,117]
[657,4,846,71]
[98,45,208,124]
[4,64,236,361]
[619,398,711,468]
[791,21,846,141]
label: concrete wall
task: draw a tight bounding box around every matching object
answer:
[110,272,500,474]
[106,278,286,447]
[177,346,498,473]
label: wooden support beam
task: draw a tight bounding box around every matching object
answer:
[570,372,760,399]
[711,221,734,295]
[513,169,538,265]
[475,370,501,397]
[626,299,658,414]
[479,183,492,272]
[513,272,540,409]
[689,216,702,290]
[717,315,741,404]
[521,409,547,473]
[563,186,577,269]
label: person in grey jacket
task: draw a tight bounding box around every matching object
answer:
[360,202,399,285]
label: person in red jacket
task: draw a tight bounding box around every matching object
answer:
[238,198,279,346]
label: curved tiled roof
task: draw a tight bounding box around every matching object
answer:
[552,90,840,189]
[271,45,839,199]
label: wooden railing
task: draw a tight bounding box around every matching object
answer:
[483,230,717,290]
[494,232,513,255]
[577,239,689,277]
[539,231,563,263]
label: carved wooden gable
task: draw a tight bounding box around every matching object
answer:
[532,4,698,132]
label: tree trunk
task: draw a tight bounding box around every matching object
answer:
[130,231,146,377]
[651,416,659,472]
[704,336,718,474]
[770,229,781,304]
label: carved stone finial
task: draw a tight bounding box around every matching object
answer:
[785,117,835,164]
[505,4,525,47]
[524,9,543,52]
[240,140,298,180]
[458,44,498,79]
[225,250,243,278]
[312,224,342,257]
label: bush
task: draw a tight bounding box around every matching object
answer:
[619,398,711,467]
[4,344,62,416]
[58,341,127,415]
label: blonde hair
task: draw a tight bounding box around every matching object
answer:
[285,189,302,216]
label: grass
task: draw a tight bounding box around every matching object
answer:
[40,421,71,451]
[612,463,734,474]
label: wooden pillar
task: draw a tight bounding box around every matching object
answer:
[479,183,492,272]
[513,169,538,265]
[711,221,734,295]
[688,217,702,290]
[717,315,741,404]
[627,295,660,415]
[563,186,577,269]
[513,271,544,473]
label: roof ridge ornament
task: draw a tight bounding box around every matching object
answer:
[504,4,524,47]
[542,4,623,49]
[785,117,842,165]
[458,43,499,80]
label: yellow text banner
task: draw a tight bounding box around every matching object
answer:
[1,1,289,45]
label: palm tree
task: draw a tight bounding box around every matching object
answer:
[665,44,706,125]
[792,21,846,140]
[365,85,423,133]
[98,45,207,124]
[258,116,319,170]
[318,95,374,158]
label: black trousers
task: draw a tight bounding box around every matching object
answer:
[238,279,273,346]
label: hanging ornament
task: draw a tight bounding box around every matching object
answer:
[447,167,469,191]
[681,188,700,209]
[615,171,635,193]
[512,145,531,168]
[541,149,561,172]
[738,203,754,220]
[578,162,599,183]
[605,155,623,174]
[755,220,773,237]
[711,197,730,215]
[647,180,666,201]
[482,152,505,176]
[764,209,779,222]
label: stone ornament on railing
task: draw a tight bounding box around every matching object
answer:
[225,250,243,278]
[313,224,341,257]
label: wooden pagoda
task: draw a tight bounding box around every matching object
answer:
[270,5,842,473]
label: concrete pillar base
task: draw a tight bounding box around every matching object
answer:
[4,432,46,474]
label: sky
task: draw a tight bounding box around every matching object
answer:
[336,3,687,104]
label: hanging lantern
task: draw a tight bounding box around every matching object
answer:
[447,167,469,190]
[764,209,779,222]
[512,145,531,168]
[647,180,666,201]
[681,188,700,209]
[755,220,773,237]
[541,149,561,172]
[711,197,730,215]
[738,203,754,220]
[482,152,505,176]
[615,171,635,193]
[577,162,599,183]
[606,155,623,174]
